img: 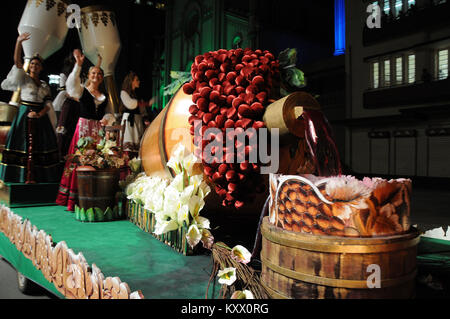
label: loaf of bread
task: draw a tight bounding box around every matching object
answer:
[269,174,411,237]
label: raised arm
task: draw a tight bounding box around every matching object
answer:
[14,33,30,69]
[95,53,102,69]
[65,49,85,99]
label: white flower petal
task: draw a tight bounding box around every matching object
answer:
[154,219,178,235]
[217,267,236,286]
[195,216,210,229]
[231,245,252,264]
[186,224,202,248]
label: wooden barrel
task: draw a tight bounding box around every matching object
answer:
[0,102,18,154]
[76,168,120,211]
[260,217,420,299]
[140,88,198,179]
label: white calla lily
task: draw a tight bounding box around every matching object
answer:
[217,267,237,286]
[170,173,185,192]
[231,290,254,299]
[154,219,178,235]
[182,153,198,176]
[167,144,186,175]
[177,204,190,225]
[189,174,203,194]
[186,224,202,248]
[198,181,211,198]
[195,216,210,229]
[188,195,205,219]
[200,228,214,249]
[180,185,195,204]
[231,245,252,264]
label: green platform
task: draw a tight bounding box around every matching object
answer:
[0,205,218,299]
[0,182,59,207]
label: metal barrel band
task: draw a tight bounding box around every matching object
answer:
[261,253,417,289]
[158,106,172,177]
[78,196,113,201]
[260,278,289,299]
[77,174,118,180]
[261,223,420,254]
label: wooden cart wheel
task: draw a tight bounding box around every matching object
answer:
[17,272,36,295]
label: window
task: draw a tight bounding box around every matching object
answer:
[372,61,380,88]
[438,49,449,80]
[383,0,391,15]
[394,0,403,16]
[408,54,415,83]
[434,0,447,5]
[384,59,391,86]
[407,0,415,8]
[395,56,403,84]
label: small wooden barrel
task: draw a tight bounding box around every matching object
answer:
[76,168,120,211]
[0,102,18,154]
[260,217,420,299]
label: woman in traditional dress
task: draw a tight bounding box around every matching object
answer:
[55,49,115,211]
[0,32,60,183]
[54,52,77,158]
[55,49,102,159]
[120,72,153,157]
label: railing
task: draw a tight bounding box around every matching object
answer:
[363,77,450,108]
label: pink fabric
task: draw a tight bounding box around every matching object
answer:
[56,118,102,211]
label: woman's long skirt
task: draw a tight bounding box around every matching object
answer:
[0,101,60,183]
[55,117,102,211]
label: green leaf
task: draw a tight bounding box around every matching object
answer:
[86,208,95,222]
[80,208,87,222]
[75,205,80,220]
[94,207,104,222]
[104,207,113,221]
[77,137,86,148]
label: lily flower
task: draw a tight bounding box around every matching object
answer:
[188,195,205,219]
[167,144,186,175]
[129,157,141,173]
[201,228,214,249]
[231,245,252,264]
[217,267,237,286]
[177,204,190,226]
[154,218,178,235]
[231,290,254,299]
[186,224,202,248]
[182,152,199,176]
[195,216,210,229]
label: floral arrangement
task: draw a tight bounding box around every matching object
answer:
[125,144,213,249]
[66,133,128,171]
[125,144,266,299]
[208,242,268,299]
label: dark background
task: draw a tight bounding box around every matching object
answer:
[0,0,335,104]
[0,0,166,103]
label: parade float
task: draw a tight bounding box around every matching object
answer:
[0,0,422,300]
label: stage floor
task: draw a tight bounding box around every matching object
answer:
[0,204,217,299]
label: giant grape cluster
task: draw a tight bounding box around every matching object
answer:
[183,48,280,209]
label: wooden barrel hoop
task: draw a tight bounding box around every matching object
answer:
[260,217,420,299]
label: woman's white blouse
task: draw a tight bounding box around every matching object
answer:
[66,64,114,118]
[120,90,138,110]
[1,65,52,103]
